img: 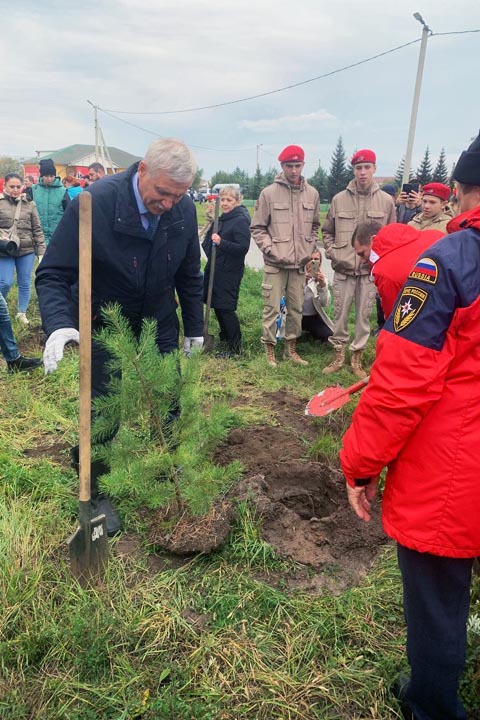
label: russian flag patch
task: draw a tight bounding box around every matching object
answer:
[409,257,438,285]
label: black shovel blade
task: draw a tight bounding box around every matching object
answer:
[68,510,108,584]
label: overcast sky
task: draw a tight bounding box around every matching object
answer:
[1,0,479,181]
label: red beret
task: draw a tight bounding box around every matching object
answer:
[278,145,305,163]
[351,149,376,165]
[422,182,450,201]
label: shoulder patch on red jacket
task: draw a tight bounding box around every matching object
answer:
[408,257,438,285]
[393,286,429,332]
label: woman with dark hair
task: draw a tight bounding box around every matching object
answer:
[0,173,45,324]
[202,186,250,356]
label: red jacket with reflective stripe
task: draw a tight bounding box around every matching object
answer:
[340,209,480,558]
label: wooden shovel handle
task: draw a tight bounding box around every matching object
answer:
[204,197,220,336]
[78,193,92,503]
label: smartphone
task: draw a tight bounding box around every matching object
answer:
[310,259,320,276]
[402,183,419,195]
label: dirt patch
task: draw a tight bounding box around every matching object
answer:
[23,440,71,468]
[145,388,388,591]
[215,389,389,592]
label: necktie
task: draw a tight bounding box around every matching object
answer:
[145,212,158,239]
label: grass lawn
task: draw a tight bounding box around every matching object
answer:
[0,268,479,720]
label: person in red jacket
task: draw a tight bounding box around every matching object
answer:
[351,222,444,317]
[340,130,480,720]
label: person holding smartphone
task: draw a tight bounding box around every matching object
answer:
[408,182,452,233]
[397,180,423,224]
[301,250,333,341]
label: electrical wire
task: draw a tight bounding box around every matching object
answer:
[98,30,479,117]
[99,38,421,116]
[95,27,480,152]
[98,107,256,151]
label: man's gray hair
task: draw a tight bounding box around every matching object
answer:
[143,138,197,183]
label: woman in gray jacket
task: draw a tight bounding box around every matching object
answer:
[0,173,45,324]
[301,251,334,341]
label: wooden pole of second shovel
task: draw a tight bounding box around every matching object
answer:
[68,191,108,583]
[203,197,220,353]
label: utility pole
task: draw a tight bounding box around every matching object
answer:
[402,12,432,185]
[87,100,100,162]
[87,100,115,174]
[256,144,263,171]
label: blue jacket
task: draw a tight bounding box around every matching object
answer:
[36,163,204,352]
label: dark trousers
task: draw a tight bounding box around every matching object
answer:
[301,314,333,341]
[397,544,474,720]
[214,308,241,353]
[376,294,385,328]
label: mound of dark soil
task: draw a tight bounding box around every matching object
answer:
[149,388,389,591]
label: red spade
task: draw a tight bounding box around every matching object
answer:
[305,376,370,417]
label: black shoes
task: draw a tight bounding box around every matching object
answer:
[91,494,123,537]
[70,447,123,537]
[391,674,414,720]
[7,355,42,373]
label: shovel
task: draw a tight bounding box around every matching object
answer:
[203,197,220,353]
[68,192,108,583]
[305,376,370,417]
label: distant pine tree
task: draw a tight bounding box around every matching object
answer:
[247,167,278,200]
[432,148,449,184]
[248,166,263,200]
[416,147,433,185]
[394,157,414,187]
[327,137,351,200]
[308,162,329,201]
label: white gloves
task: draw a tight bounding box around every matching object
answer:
[183,336,204,357]
[43,328,80,374]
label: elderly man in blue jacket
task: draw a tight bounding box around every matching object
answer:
[36,138,204,535]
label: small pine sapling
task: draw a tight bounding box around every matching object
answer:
[91,304,241,531]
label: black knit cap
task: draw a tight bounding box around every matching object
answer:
[453,130,480,185]
[39,158,57,177]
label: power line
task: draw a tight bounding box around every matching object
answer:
[98,107,256,152]
[98,30,478,117]
[100,38,421,116]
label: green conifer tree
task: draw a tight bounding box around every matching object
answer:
[92,305,241,520]
[308,162,328,201]
[432,148,449,184]
[327,137,350,200]
[416,147,433,185]
[248,166,263,200]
